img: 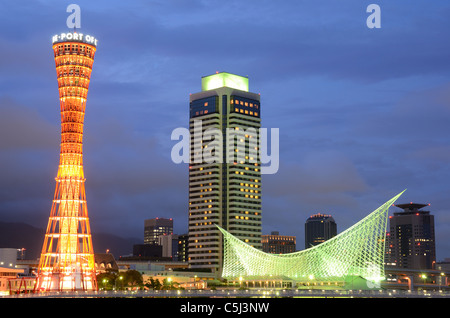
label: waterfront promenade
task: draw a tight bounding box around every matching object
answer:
[3,288,450,298]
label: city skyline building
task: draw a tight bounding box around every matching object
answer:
[144,218,173,245]
[158,233,179,259]
[36,31,98,291]
[262,231,296,254]
[177,234,189,262]
[188,72,262,274]
[304,213,337,249]
[387,203,436,270]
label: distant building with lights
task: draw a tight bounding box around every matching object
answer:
[304,213,337,249]
[262,231,296,254]
[144,218,173,245]
[132,244,163,259]
[159,234,179,259]
[177,234,189,262]
[0,249,18,269]
[387,203,436,270]
[188,72,262,275]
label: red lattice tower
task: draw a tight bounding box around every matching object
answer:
[36,32,98,291]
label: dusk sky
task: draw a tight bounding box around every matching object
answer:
[1,1,450,259]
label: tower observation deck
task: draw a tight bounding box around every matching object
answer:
[36,31,98,291]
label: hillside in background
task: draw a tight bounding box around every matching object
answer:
[0,222,140,260]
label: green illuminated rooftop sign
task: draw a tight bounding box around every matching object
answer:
[202,72,249,92]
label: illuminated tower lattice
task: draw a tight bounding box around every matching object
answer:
[36,32,98,291]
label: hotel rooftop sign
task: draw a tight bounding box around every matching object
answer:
[202,72,249,92]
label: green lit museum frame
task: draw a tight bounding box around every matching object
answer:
[202,72,249,92]
[218,191,405,288]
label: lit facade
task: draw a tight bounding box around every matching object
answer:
[219,192,404,287]
[177,234,189,262]
[144,218,174,245]
[387,203,436,270]
[188,72,262,274]
[262,232,296,254]
[36,32,98,291]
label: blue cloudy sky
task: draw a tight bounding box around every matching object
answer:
[1,0,450,258]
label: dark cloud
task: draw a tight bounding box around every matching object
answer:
[0,98,58,149]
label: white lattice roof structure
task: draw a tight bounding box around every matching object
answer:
[219,191,404,284]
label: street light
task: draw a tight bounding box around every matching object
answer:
[115,276,123,290]
[102,278,108,290]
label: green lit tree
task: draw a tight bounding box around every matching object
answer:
[97,271,117,290]
[145,277,162,290]
[122,270,143,290]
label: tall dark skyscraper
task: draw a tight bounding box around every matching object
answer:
[188,72,262,274]
[305,213,337,249]
[387,203,436,270]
